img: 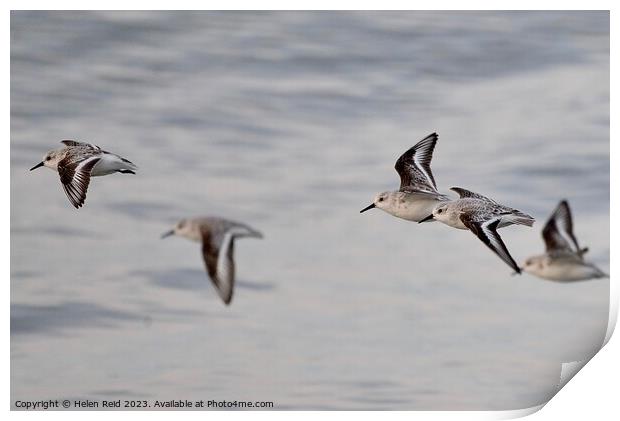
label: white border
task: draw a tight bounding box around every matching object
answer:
[0,1,617,11]
[5,2,617,420]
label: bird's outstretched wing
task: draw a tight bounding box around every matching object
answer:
[57,156,101,209]
[461,214,521,273]
[200,223,263,305]
[395,132,440,193]
[201,230,236,306]
[542,200,583,255]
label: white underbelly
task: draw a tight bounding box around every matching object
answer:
[534,263,604,282]
[91,154,132,176]
[384,199,441,222]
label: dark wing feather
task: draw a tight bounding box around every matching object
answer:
[394,133,439,193]
[450,187,496,203]
[61,140,100,151]
[461,214,521,273]
[57,156,100,209]
[201,231,235,305]
[542,200,581,254]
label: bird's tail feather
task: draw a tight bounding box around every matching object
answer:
[578,247,589,257]
[594,267,609,278]
[236,226,263,239]
[247,229,263,239]
[506,212,535,227]
[121,159,138,171]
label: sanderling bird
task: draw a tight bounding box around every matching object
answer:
[421,187,535,273]
[30,140,137,209]
[161,217,263,305]
[521,200,607,281]
[360,132,450,222]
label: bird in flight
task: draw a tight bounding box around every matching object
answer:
[360,132,450,222]
[161,216,263,305]
[30,140,137,209]
[421,187,534,273]
[521,200,607,281]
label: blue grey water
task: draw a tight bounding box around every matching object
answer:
[11,11,609,410]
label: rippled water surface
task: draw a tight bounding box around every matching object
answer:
[11,11,609,410]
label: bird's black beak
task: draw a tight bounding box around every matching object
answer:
[161,230,174,239]
[360,203,376,213]
[418,214,434,223]
[30,162,44,171]
[511,268,523,276]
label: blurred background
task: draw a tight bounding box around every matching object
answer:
[11,11,609,410]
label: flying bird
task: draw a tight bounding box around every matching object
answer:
[360,132,450,222]
[30,140,137,208]
[161,217,263,305]
[521,200,607,281]
[422,187,535,273]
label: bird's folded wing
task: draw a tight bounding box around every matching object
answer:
[461,214,521,273]
[58,156,101,209]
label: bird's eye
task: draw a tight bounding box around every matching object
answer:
[46,156,51,161]
[378,197,384,202]
[437,209,443,214]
